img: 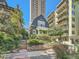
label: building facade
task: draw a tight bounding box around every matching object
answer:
[48,12,57,28]
[30,0,46,24]
[30,0,48,34]
[0,0,7,5]
[74,1,79,36]
[30,15,48,34]
[48,0,79,45]
[74,0,79,43]
[56,0,76,44]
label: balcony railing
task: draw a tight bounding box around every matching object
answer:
[57,8,68,18]
[48,19,55,24]
[59,22,68,27]
[57,2,67,13]
[63,33,69,37]
[49,23,55,27]
[57,15,68,23]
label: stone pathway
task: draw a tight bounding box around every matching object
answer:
[4,49,56,59]
[28,49,56,59]
[30,55,54,59]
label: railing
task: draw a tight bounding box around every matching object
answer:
[57,2,67,12]
[57,8,67,18]
[57,16,68,23]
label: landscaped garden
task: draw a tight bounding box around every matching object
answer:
[27,26,79,59]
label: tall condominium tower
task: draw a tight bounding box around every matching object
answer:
[0,0,7,5]
[56,0,76,44]
[30,0,46,24]
[48,0,78,45]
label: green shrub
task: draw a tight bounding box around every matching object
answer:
[30,34,37,39]
[28,39,44,45]
[0,32,21,54]
[37,34,51,42]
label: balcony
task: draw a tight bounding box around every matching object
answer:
[49,23,55,27]
[63,33,69,37]
[57,10,68,19]
[57,8,68,18]
[59,21,68,27]
[63,28,69,37]
[48,18,55,24]
[63,27,69,31]
[57,2,67,13]
[57,15,68,23]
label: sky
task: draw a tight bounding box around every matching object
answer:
[7,0,61,29]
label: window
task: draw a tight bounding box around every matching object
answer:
[64,30,68,33]
[38,20,45,27]
[72,11,75,15]
[72,0,74,2]
[33,30,36,34]
[71,39,75,44]
[72,24,75,28]
[0,7,2,10]
[72,31,75,34]
[72,18,75,22]
[72,4,75,9]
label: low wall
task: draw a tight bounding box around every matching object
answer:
[27,44,53,51]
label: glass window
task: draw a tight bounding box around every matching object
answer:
[72,0,74,2]
[38,20,45,27]
[72,4,75,9]
[72,31,75,34]
[64,30,68,33]
[0,8,2,10]
[33,30,36,34]
[72,18,75,22]
[72,24,75,28]
[72,11,75,15]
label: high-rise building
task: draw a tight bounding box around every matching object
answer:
[30,0,48,34]
[30,0,45,24]
[48,0,79,45]
[0,0,7,5]
[56,0,77,44]
[48,11,58,28]
[74,1,79,36]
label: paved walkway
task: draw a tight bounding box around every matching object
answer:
[4,49,56,59]
[28,49,56,59]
